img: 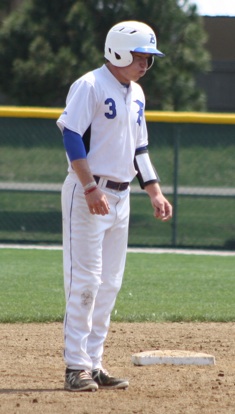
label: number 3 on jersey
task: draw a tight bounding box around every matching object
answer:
[104,98,117,119]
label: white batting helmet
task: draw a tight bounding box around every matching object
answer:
[104,21,165,69]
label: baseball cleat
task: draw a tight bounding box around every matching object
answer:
[64,368,98,392]
[92,368,129,389]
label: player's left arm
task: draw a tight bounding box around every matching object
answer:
[145,182,172,221]
[134,146,172,221]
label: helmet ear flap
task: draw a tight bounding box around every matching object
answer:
[105,47,134,67]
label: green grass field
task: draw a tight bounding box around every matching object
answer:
[0,248,234,323]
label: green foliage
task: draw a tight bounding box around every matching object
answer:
[0,0,210,109]
[138,0,210,110]
[0,248,234,323]
[0,0,10,13]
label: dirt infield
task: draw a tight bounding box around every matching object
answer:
[0,322,235,414]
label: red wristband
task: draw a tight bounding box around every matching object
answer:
[84,185,97,196]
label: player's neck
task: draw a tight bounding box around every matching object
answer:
[106,63,130,86]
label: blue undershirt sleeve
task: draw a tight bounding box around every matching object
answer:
[63,127,87,161]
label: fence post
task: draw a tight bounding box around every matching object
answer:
[172,124,180,247]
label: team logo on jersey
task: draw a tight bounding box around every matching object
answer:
[134,100,144,126]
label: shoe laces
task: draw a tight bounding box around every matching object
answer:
[94,368,111,380]
[78,370,92,380]
[95,368,109,375]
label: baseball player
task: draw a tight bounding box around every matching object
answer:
[57,20,172,392]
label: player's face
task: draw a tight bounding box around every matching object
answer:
[108,52,152,84]
[127,52,151,80]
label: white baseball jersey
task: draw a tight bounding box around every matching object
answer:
[57,64,148,183]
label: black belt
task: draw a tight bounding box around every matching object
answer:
[94,176,129,191]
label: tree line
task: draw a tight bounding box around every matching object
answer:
[0,0,210,110]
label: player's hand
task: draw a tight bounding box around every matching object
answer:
[85,187,110,215]
[152,195,173,221]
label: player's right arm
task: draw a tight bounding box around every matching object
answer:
[63,128,110,216]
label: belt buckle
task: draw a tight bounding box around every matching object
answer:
[117,182,122,191]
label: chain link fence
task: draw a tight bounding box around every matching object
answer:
[0,108,234,249]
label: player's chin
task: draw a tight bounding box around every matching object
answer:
[138,71,146,79]
[133,71,146,81]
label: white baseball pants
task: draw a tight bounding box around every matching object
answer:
[61,174,130,371]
